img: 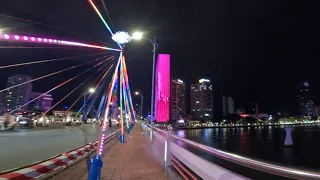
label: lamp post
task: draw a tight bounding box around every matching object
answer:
[132,32,158,128]
[135,91,144,118]
[83,88,95,122]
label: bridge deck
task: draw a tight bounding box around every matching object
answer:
[50,125,167,180]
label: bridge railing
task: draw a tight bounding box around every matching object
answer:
[141,123,320,180]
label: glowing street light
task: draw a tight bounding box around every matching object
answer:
[132,32,143,40]
[135,91,144,119]
[89,88,95,93]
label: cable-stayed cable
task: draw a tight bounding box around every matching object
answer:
[10,57,112,113]
[66,62,113,112]
[43,63,113,115]
[0,55,113,93]
[88,0,122,49]
[74,63,115,117]
[0,52,110,69]
[100,0,115,31]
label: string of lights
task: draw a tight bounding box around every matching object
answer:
[0,55,113,93]
[0,15,115,47]
[0,33,121,51]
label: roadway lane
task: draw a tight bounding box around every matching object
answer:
[0,124,118,172]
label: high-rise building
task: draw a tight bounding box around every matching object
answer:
[298,81,315,116]
[3,75,32,112]
[29,92,53,112]
[222,96,234,116]
[154,54,170,122]
[171,79,186,121]
[190,78,213,121]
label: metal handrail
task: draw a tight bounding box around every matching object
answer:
[144,123,320,180]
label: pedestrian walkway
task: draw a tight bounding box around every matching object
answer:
[50,125,167,180]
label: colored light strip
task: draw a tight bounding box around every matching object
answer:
[88,0,122,49]
[122,56,136,122]
[0,33,121,51]
[97,52,122,155]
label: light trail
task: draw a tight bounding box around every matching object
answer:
[0,52,110,69]
[0,55,113,93]
[88,0,122,49]
[0,15,115,47]
[10,58,110,113]
[43,64,113,115]
[0,33,121,51]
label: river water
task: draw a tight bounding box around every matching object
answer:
[174,124,320,171]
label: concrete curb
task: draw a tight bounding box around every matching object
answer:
[0,129,120,180]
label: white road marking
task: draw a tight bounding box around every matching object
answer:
[0,128,75,136]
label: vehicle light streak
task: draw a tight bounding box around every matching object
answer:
[0,33,121,51]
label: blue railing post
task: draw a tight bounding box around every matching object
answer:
[120,133,125,143]
[88,154,103,180]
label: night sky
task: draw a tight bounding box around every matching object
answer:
[0,0,319,118]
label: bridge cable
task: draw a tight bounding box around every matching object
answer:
[9,57,111,113]
[43,63,114,115]
[0,55,114,93]
[66,63,112,113]
[0,52,110,69]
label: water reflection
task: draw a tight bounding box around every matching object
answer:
[174,126,320,170]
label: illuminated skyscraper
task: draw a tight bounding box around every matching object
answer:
[222,96,234,116]
[29,92,53,112]
[154,54,170,122]
[298,81,315,116]
[171,79,186,121]
[191,79,213,121]
[3,75,32,112]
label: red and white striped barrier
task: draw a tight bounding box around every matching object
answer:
[0,129,120,180]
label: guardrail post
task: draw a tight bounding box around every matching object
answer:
[164,131,169,169]
[88,154,103,180]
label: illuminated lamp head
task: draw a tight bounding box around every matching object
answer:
[112,31,132,44]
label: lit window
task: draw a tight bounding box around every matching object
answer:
[196,101,199,104]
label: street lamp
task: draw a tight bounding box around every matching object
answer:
[135,91,143,119]
[132,31,158,127]
[83,88,95,122]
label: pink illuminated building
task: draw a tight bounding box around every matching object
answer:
[154,54,170,122]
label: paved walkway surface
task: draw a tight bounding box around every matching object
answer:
[50,125,167,180]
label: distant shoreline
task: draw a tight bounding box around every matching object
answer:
[174,123,320,129]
